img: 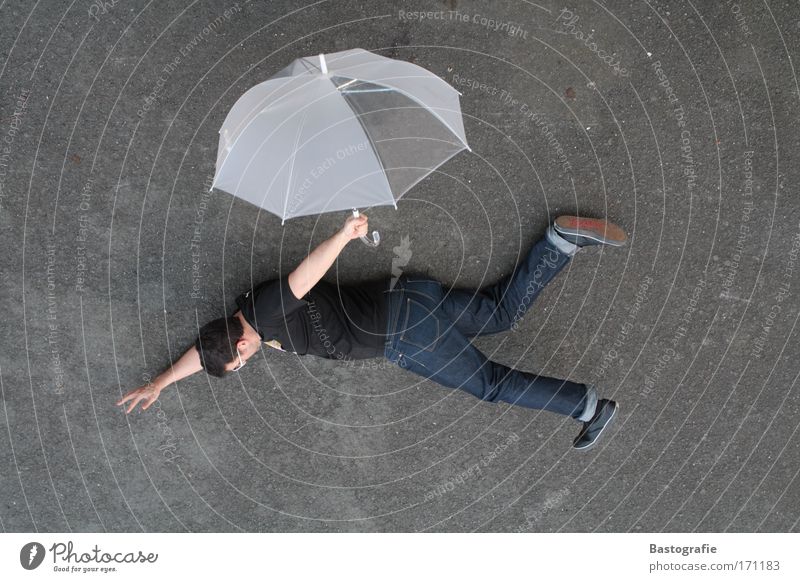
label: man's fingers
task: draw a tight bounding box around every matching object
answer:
[117,386,160,413]
[125,396,144,414]
[116,391,138,406]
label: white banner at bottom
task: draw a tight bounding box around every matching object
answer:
[0,533,796,581]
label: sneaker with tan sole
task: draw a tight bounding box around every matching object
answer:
[554,216,628,248]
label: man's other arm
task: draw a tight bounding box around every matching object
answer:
[116,345,203,414]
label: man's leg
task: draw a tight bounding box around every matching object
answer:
[386,278,596,421]
[439,235,569,338]
[439,216,628,338]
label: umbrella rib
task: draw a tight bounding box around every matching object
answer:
[336,103,397,209]
[386,145,468,202]
[341,76,469,152]
[335,78,358,91]
[340,87,395,93]
[322,74,396,209]
[378,83,470,152]
[212,76,320,190]
[297,59,315,74]
[332,75,466,208]
[281,109,309,224]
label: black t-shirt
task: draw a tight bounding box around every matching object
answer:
[232,275,390,360]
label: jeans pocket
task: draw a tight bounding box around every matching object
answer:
[402,279,442,303]
[399,297,440,353]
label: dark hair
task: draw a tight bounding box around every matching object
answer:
[195,317,244,377]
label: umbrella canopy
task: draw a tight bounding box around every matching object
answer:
[211,48,470,225]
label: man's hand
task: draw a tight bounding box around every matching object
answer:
[116,383,162,414]
[340,213,368,241]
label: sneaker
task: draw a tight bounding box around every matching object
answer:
[554,216,628,248]
[573,399,619,450]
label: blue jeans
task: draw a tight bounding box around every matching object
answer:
[383,236,597,421]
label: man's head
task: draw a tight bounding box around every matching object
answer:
[195,314,260,377]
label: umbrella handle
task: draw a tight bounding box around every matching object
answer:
[352,208,380,247]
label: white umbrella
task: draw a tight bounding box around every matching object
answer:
[211,48,470,246]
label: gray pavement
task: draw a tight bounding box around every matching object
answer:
[1,0,799,532]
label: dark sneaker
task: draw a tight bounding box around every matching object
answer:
[573,399,619,450]
[554,216,628,248]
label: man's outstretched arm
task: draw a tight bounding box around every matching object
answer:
[116,345,203,414]
[287,213,368,298]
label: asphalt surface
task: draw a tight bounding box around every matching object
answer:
[1,0,799,533]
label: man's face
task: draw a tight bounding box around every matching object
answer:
[223,339,260,373]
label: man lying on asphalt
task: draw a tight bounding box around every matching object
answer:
[117,213,627,450]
